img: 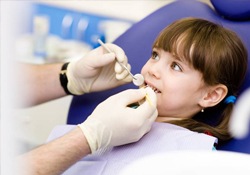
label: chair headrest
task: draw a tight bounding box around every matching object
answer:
[211,0,250,20]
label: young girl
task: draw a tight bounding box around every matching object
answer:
[141,17,248,142]
[45,17,248,175]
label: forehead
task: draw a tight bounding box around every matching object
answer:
[154,33,195,67]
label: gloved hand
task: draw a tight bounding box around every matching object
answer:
[67,43,132,95]
[78,87,158,153]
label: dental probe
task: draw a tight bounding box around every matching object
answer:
[98,39,135,79]
[98,39,144,86]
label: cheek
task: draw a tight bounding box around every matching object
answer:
[156,94,169,115]
[141,64,148,74]
[141,59,154,74]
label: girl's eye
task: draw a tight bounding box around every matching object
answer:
[151,51,160,61]
[171,62,182,71]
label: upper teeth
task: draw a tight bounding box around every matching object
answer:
[146,84,161,93]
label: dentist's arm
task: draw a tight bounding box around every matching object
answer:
[19,126,90,175]
[17,43,132,107]
[19,88,158,175]
[16,63,66,107]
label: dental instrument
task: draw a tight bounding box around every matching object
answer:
[145,93,153,107]
[133,74,144,86]
[97,39,144,86]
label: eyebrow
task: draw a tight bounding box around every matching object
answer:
[172,52,193,72]
[154,47,189,66]
[172,53,182,61]
[172,52,188,65]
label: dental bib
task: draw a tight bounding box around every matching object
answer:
[47,122,217,175]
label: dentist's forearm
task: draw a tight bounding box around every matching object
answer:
[18,127,91,175]
[16,63,66,107]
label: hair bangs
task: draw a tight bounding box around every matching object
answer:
[153,25,200,69]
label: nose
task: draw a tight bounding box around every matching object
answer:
[148,61,162,79]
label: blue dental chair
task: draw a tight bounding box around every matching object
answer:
[67,0,250,154]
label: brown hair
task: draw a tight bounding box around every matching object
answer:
[153,18,248,142]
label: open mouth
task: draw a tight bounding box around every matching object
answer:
[144,83,161,93]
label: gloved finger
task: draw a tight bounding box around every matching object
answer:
[115,64,131,80]
[116,72,131,81]
[117,89,147,106]
[136,116,156,141]
[105,43,127,63]
[119,55,128,65]
[145,86,157,107]
[115,62,124,74]
[136,87,158,118]
[120,74,133,82]
[141,119,153,136]
[114,57,129,73]
[136,104,158,127]
[148,109,158,124]
[89,52,116,68]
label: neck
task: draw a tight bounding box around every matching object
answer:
[155,116,184,122]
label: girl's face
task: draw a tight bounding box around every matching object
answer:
[141,48,207,121]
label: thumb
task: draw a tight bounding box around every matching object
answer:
[118,89,147,106]
[144,87,157,107]
[136,87,157,115]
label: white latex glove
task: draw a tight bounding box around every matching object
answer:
[67,43,132,95]
[78,87,158,153]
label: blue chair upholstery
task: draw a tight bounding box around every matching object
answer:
[211,0,250,20]
[67,0,250,153]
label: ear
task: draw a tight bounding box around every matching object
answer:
[199,84,228,108]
